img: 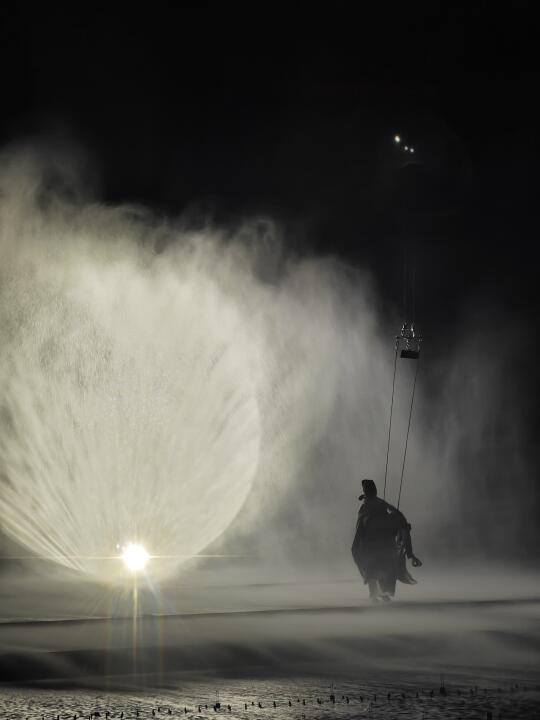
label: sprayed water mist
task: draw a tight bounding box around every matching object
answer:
[0,148,536,593]
[0,150,346,583]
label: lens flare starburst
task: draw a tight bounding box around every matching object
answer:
[121,543,149,572]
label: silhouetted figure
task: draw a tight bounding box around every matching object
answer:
[273,702,276,708]
[351,479,422,601]
[288,701,292,707]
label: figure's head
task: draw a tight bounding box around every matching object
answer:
[359,478,377,500]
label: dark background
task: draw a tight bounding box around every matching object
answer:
[1,3,538,531]
[1,4,536,310]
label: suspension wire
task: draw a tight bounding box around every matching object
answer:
[383,344,399,501]
[403,246,408,320]
[397,356,420,510]
[412,257,416,324]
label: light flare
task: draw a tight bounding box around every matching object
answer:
[122,543,149,572]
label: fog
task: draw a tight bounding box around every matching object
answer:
[0,146,538,619]
[1,587,540,687]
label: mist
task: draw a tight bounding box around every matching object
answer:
[0,146,538,613]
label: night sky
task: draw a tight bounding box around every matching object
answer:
[1,4,538,466]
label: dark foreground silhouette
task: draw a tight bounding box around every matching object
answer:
[351,479,422,602]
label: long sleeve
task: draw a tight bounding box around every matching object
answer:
[394,508,414,558]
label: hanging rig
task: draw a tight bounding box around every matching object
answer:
[383,321,422,508]
[397,321,422,360]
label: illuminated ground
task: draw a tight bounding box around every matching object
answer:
[1,675,540,720]
[1,569,539,720]
[1,582,539,677]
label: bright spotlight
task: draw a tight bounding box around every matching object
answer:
[410,147,415,153]
[394,135,401,143]
[122,543,149,572]
[404,145,408,151]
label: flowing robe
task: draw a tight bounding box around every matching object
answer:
[351,497,416,595]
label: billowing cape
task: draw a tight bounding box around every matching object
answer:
[351,497,416,587]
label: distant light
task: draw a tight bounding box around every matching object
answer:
[122,543,149,572]
[410,148,415,153]
[394,135,401,144]
[404,146,409,151]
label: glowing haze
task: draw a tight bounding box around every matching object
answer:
[0,149,344,583]
[0,148,535,589]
